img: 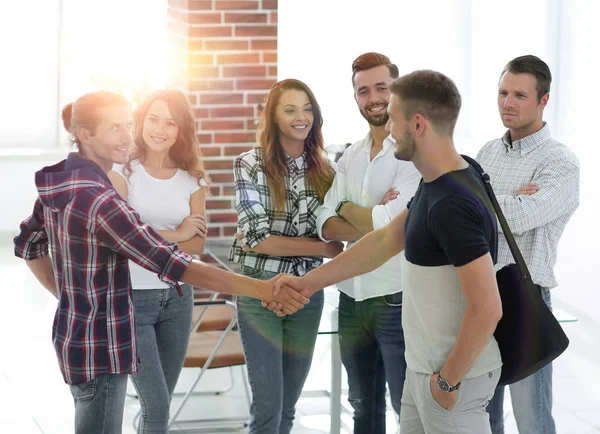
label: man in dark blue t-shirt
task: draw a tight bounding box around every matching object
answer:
[274,70,504,434]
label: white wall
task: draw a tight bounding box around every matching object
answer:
[279,0,600,325]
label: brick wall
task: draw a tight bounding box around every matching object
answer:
[168,0,278,239]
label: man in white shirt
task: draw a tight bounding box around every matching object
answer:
[316,52,420,433]
[477,55,580,434]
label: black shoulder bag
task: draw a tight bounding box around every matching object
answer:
[462,154,570,386]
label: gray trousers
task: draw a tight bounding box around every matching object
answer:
[400,367,501,434]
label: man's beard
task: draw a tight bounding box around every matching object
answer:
[393,129,416,161]
[359,107,389,127]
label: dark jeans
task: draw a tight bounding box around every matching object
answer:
[338,290,406,434]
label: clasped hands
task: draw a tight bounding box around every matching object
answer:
[261,274,311,317]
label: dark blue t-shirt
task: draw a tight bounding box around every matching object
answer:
[405,165,498,267]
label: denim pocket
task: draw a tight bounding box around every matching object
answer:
[70,377,98,400]
[240,265,263,279]
[383,291,403,307]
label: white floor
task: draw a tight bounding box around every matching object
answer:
[1,242,599,433]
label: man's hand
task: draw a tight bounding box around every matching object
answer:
[516,183,539,196]
[430,373,458,411]
[261,275,313,315]
[379,187,399,205]
[259,275,310,317]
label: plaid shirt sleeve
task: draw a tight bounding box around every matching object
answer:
[234,153,271,248]
[14,198,49,260]
[495,154,580,235]
[94,192,192,286]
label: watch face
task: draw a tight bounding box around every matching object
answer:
[438,377,451,392]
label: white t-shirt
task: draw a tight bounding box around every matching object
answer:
[112,160,206,289]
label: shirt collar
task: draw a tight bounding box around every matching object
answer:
[361,131,395,153]
[502,122,551,154]
[285,151,306,170]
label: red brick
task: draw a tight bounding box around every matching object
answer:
[210,173,235,183]
[216,53,260,64]
[269,11,277,23]
[199,146,221,157]
[247,93,269,104]
[222,185,236,196]
[223,65,266,78]
[204,160,234,171]
[209,212,238,223]
[268,65,277,77]
[215,1,259,10]
[190,26,232,38]
[200,93,244,105]
[204,40,249,51]
[202,119,245,130]
[224,145,255,156]
[261,0,277,9]
[190,79,235,92]
[194,108,210,118]
[208,185,220,196]
[188,94,197,105]
[224,13,267,23]
[235,25,276,37]
[196,133,213,144]
[207,226,221,237]
[245,119,259,130]
[237,79,276,90]
[210,106,255,117]
[263,52,277,63]
[169,0,189,8]
[223,226,238,236]
[250,39,277,50]
[206,198,234,208]
[188,65,220,78]
[215,133,256,144]
[188,53,214,65]
[188,12,223,24]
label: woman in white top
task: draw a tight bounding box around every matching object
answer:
[109,89,209,433]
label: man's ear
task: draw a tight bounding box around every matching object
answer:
[75,126,93,146]
[539,93,549,109]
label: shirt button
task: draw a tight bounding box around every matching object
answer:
[294,222,297,226]
[294,185,297,189]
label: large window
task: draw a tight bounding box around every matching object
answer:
[1,0,169,151]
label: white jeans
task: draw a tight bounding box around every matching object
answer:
[400,367,501,434]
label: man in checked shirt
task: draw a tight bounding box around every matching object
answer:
[476,55,580,434]
[13,91,308,434]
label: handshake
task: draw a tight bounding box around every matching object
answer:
[259,274,314,317]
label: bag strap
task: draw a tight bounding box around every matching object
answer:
[461,154,532,280]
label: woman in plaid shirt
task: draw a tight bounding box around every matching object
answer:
[229,79,343,434]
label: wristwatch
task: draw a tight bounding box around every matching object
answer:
[335,200,349,216]
[437,374,460,392]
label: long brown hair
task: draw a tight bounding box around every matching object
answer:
[125,89,210,186]
[257,79,334,214]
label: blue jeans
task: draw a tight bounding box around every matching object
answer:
[130,285,194,433]
[487,288,555,434]
[338,290,406,434]
[237,267,324,434]
[70,373,128,434]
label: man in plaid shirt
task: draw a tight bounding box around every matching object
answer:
[14,91,308,434]
[477,55,580,434]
